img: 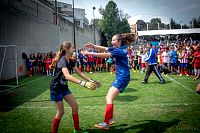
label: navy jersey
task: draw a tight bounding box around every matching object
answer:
[78,52,84,63]
[108,45,130,81]
[50,56,75,87]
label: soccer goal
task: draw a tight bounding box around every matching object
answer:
[0,45,18,89]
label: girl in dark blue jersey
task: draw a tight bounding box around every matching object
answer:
[49,41,99,133]
[83,33,135,130]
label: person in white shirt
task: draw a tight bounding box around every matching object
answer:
[162,47,170,71]
[141,51,147,73]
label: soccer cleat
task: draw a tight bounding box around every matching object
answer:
[109,119,115,125]
[179,74,182,76]
[94,122,109,130]
[160,80,165,84]
[141,80,147,84]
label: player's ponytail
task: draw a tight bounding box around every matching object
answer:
[114,33,135,46]
[49,41,72,69]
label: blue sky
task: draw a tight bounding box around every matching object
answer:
[58,0,200,25]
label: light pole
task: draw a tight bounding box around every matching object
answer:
[180,21,183,29]
[146,22,149,31]
[72,0,76,49]
[191,19,194,28]
[55,0,58,25]
[169,23,171,30]
[93,6,96,45]
[156,22,160,30]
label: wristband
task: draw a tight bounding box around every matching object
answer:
[89,79,94,82]
[79,81,86,86]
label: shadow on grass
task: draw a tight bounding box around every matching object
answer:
[140,80,172,85]
[130,77,138,81]
[0,76,49,112]
[85,119,180,133]
[76,94,106,99]
[115,95,138,102]
[123,88,138,93]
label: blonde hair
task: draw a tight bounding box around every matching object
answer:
[49,41,72,69]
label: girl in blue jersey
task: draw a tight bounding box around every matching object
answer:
[83,33,134,129]
[49,41,98,133]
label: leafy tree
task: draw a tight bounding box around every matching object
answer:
[99,1,119,39]
[95,1,131,46]
[170,18,181,29]
[136,20,146,31]
[190,17,200,28]
[182,24,189,29]
[149,18,161,30]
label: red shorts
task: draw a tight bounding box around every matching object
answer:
[141,63,146,68]
[194,63,200,69]
[46,65,50,70]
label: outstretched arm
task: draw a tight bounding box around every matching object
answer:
[82,50,112,58]
[62,67,81,84]
[85,42,108,52]
[73,66,92,82]
[62,67,97,90]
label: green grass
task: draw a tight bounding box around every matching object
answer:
[0,72,200,133]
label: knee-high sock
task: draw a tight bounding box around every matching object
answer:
[181,68,184,75]
[72,113,80,130]
[52,117,61,133]
[104,104,114,124]
[185,69,189,75]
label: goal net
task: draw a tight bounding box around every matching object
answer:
[0,45,18,91]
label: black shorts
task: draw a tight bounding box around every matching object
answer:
[50,84,71,102]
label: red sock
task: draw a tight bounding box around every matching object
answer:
[104,104,114,124]
[72,113,80,130]
[181,68,184,75]
[28,70,32,76]
[185,69,189,75]
[52,117,61,133]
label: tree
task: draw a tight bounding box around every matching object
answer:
[96,1,131,46]
[149,18,161,30]
[99,1,119,39]
[117,18,131,33]
[182,24,189,29]
[170,18,181,29]
[190,17,200,28]
[136,20,146,31]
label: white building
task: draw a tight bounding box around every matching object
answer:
[56,1,89,28]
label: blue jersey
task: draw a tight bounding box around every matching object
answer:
[169,50,178,63]
[108,45,130,81]
[145,48,157,65]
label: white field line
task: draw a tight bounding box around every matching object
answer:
[0,102,199,109]
[165,75,200,98]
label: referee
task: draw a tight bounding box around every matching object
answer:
[142,43,165,84]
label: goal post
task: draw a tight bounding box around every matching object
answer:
[0,45,18,88]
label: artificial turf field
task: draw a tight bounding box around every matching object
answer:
[0,71,200,133]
